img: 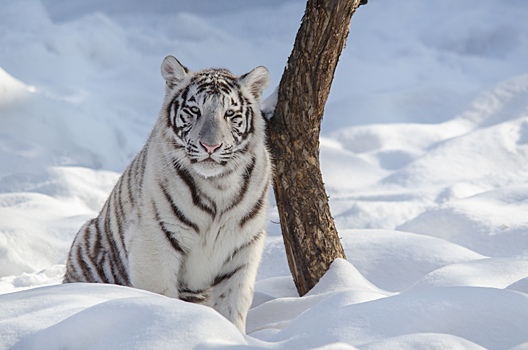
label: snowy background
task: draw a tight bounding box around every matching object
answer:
[2,0,528,349]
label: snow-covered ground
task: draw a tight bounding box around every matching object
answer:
[2,0,528,349]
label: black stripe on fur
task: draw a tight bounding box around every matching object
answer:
[159,181,200,234]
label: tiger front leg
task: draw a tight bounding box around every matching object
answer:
[212,235,265,334]
[212,264,258,333]
[128,222,185,299]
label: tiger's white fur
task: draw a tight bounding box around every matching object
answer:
[63,55,271,333]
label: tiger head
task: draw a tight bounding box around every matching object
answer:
[160,55,270,178]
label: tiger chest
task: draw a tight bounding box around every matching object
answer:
[178,215,250,290]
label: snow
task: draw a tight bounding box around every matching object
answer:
[1,0,528,349]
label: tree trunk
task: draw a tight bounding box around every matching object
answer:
[267,0,363,296]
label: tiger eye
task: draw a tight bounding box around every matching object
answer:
[225,110,235,117]
[190,106,200,113]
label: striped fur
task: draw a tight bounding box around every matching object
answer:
[63,56,271,333]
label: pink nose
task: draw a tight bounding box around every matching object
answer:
[200,142,222,154]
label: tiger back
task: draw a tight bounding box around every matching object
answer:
[63,55,272,333]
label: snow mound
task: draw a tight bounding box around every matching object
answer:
[1,283,245,349]
[399,185,528,257]
[262,282,528,350]
[341,229,484,292]
[409,258,528,291]
[358,333,486,350]
[0,167,118,284]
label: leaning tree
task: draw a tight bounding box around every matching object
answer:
[267,0,366,296]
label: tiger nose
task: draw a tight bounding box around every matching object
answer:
[200,142,222,154]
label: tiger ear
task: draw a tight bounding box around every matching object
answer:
[239,66,270,99]
[161,55,189,85]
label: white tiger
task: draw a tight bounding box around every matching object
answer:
[63,55,271,333]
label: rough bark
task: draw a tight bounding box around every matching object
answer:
[267,0,362,296]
